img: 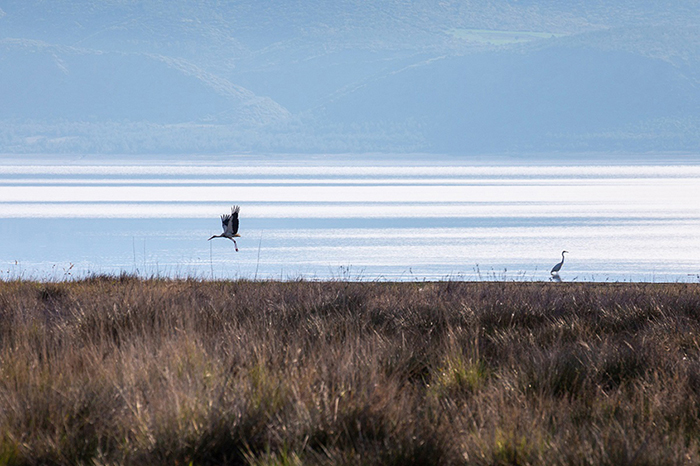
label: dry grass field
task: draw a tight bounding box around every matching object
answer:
[1,277,699,465]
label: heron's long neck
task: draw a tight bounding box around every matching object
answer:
[561,253,566,263]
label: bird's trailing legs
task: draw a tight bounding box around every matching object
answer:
[208,234,239,251]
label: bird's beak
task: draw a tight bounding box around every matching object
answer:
[208,236,215,241]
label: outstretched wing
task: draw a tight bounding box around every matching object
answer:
[222,205,240,235]
[220,213,232,233]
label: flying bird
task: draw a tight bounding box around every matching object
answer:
[208,206,241,251]
[550,250,568,278]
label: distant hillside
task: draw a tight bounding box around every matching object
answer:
[2,1,700,154]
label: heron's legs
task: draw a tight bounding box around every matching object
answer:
[230,238,239,252]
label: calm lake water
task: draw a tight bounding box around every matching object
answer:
[1,154,699,282]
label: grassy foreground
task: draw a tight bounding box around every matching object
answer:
[1,278,700,465]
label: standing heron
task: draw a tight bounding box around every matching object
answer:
[208,206,241,251]
[550,250,568,279]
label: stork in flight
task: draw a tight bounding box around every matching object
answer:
[208,206,241,251]
[550,250,568,280]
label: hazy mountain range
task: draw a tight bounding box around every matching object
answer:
[2,0,700,155]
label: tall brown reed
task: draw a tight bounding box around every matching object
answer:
[0,277,699,465]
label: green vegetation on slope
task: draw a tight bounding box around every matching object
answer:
[0,278,699,464]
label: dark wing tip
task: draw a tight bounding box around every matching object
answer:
[231,205,241,234]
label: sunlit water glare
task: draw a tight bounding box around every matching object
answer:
[1,155,699,282]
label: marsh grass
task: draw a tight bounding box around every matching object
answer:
[0,278,699,464]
